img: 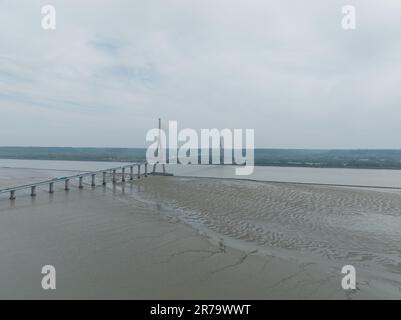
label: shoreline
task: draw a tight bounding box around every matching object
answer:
[3,157,401,171]
[173,174,401,191]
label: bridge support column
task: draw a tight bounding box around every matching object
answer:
[130,166,134,180]
[145,163,148,177]
[91,174,96,187]
[112,170,116,183]
[31,186,36,197]
[79,176,83,189]
[122,168,125,182]
[65,179,70,191]
[49,182,54,194]
[102,172,107,185]
[137,165,141,179]
[10,190,15,200]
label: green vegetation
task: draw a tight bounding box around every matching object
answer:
[0,147,146,163]
[254,149,401,169]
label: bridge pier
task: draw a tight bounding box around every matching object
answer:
[31,186,36,197]
[122,168,125,182]
[10,190,15,200]
[112,170,117,183]
[65,179,70,191]
[49,182,54,194]
[91,174,96,187]
[137,165,141,179]
[145,163,148,177]
[79,176,83,189]
[102,172,107,185]
[130,166,134,180]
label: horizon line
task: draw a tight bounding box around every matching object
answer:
[2,146,401,151]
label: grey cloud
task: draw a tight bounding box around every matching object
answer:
[0,0,400,148]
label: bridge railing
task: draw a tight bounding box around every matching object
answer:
[0,162,149,200]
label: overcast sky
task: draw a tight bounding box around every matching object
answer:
[0,0,400,148]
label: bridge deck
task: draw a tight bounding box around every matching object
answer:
[0,162,154,200]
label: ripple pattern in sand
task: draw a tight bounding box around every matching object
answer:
[135,177,401,274]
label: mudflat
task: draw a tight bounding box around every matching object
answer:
[0,168,399,299]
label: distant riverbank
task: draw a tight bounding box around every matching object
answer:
[2,147,401,170]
